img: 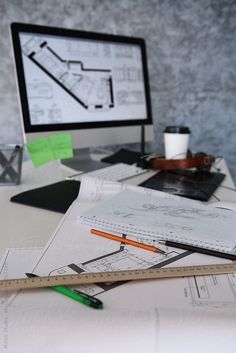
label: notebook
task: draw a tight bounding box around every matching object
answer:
[79,189,236,259]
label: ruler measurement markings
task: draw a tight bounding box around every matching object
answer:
[0,263,236,291]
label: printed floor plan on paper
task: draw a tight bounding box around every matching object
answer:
[48,240,190,296]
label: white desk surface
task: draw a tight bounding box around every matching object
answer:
[1,158,236,353]
[0,158,235,257]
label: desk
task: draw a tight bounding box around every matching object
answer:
[0,158,236,352]
[1,158,235,255]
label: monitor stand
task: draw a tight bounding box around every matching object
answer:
[60,148,109,172]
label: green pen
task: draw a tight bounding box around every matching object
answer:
[25,273,103,309]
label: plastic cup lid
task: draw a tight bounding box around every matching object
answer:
[163,126,191,134]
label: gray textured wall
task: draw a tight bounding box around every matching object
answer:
[1,0,236,181]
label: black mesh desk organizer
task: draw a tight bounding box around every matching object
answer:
[139,170,225,201]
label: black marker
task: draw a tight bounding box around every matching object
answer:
[159,240,236,261]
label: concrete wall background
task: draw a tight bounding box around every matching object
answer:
[1,0,236,181]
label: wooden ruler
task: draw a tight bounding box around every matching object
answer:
[1,263,236,292]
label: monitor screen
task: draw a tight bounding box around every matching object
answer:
[11,23,153,167]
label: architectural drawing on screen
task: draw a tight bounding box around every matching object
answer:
[21,37,114,112]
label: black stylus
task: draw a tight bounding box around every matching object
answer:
[158,240,236,261]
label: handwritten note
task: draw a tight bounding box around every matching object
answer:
[26,134,73,167]
[49,134,73,160]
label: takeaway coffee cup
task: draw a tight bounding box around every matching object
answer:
[164,126,191,160]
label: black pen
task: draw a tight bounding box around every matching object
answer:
[26,273,103,309]
[158,240,236,261]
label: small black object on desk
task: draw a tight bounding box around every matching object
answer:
[101,148,142,165]
[139,169,225,201]
[10,180,80,213]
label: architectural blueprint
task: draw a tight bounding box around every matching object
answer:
[0,248,156,353]
[1,178,236,352]
[19,32,147,124]
[32,176,236,309]
[0,247,43,303]
[48,240,189,296]
[0,248,42,281]
[21,36,114,112]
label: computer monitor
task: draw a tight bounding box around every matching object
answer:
[10,22,154,171]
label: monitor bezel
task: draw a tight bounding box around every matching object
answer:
[11,22,153,134]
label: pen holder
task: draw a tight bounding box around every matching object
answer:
[0,144,23,185]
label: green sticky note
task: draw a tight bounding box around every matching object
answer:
[49,134,73,160]
[26,137,54,167]
[26,134,73,167]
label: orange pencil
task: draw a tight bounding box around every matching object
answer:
[90,229,166,254]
